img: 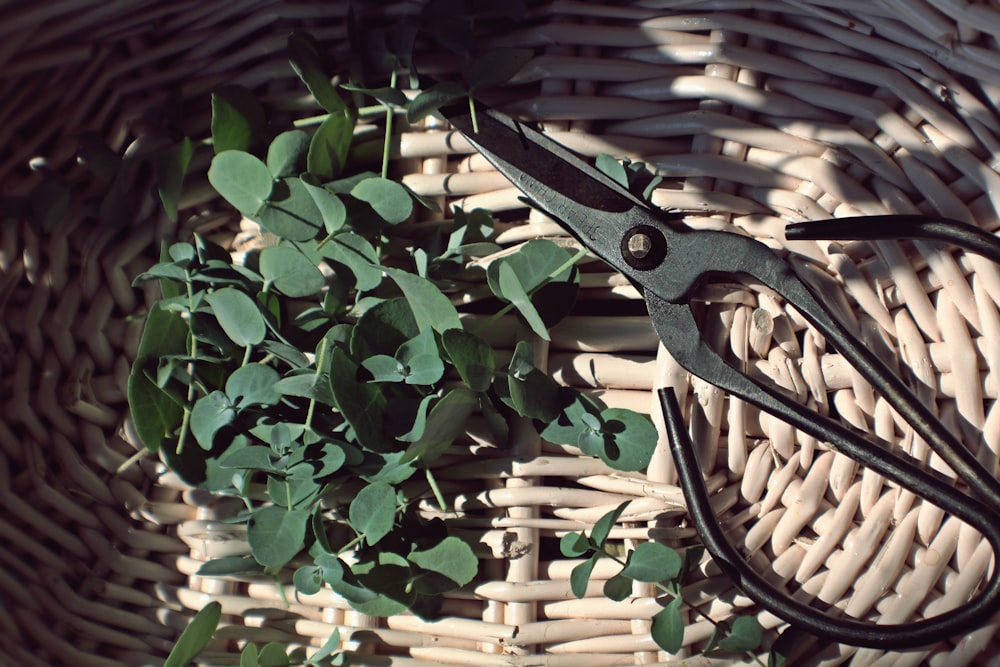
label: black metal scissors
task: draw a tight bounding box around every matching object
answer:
[440,101,1000,650]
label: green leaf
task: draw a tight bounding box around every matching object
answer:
[163,601,221,667]
[300,176,347,234]
[402,354,444,385]
[462,48,534,90]
[598,408,656,472]
[329,347,391,451]
[351,177,413,224]
[498,262,549,340]
[620,542,682,583]
[267,130,311,178]
[208,150,273,216]
[319,232,382,291]
[196,556,266,577]
[212,85,267,153]
[487,239,579,332]
[258,642,290,667]
[205,287,267,347]
[596,154,629,188]
[308,112,355,180]
[156,137,194,222]
[717,616,764,652]
[256,176,325,242]
[559,532,589,557]
[287,32,347,115]
[226,363,281,408]
[442,329,494,392]
[294,565,324,596]
[218,445,277,471]
[342,83,408,108]
[259,245,325,297]
[248,506,310,569]
[350,298,418,360]
[409,536,478,587]
[407,80,467,123]
[651,598,685,654]
[362,355,406,382]
[539,390,601,448]
[570,554,597,599]
[242,644,260,667]
[309,627,342,665]
[128,304,188,451]
[505,341,562,422]
[591,500,630,548]
[603,574,632,602]
[403,387,476,463]
[190,390,235,449]
[349,481,397,546]
[382,267,462,333]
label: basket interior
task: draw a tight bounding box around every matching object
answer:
[3,2,1000,666]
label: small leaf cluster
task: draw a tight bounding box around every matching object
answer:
[562,502,765,660]
[127,28,659,633]
[164,601,343,667]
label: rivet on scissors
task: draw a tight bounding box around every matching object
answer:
[627,233,652,259]
[621,224,667,270]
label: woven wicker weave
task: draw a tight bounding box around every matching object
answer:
[4,1,1000,665]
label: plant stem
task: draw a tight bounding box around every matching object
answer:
[176,273,199,455]
[381,70,397,180]
[425,467,447,512]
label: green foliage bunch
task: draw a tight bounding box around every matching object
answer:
[127,23,659,651]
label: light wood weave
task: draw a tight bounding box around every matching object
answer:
[3,1,1000,666]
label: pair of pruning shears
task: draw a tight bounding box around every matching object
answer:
[440,101,1000,649]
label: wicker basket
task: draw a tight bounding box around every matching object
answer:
[4,1,1000,665]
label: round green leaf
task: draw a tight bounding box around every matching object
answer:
[255,176,324,241]
[603,573,632,602]
[570,554,597,599]
[205,287,266,347]
[348,481,397,546]
[382,267,462,334]
[208,150,273,216]
[598,408,656,472]
[442,329,494,392]
[351,176,413,224]
[225,363,281,408]
[259,245,325,297]
[717,616,764,652]
[403,354,444,385]
[320,232,382,291]
[559,531,589,558]
[190,390,235,450]
[363,355,406,383]
[651,599,685,654]
[248,506,309,569]
[300,176,347,233]
[267,129,310,178]
[408,536,478,587]
[293,565,324,596]
[620,542,682,582]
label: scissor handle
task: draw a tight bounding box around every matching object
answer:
[655,226,1000,515]
[659,386,1000,649]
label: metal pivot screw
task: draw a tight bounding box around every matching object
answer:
[627,233,652,259]
[621,224,667,270]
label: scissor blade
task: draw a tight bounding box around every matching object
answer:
[440,102,654,269]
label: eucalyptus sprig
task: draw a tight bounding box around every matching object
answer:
[127,26,659,637]
[562,502,765,662]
